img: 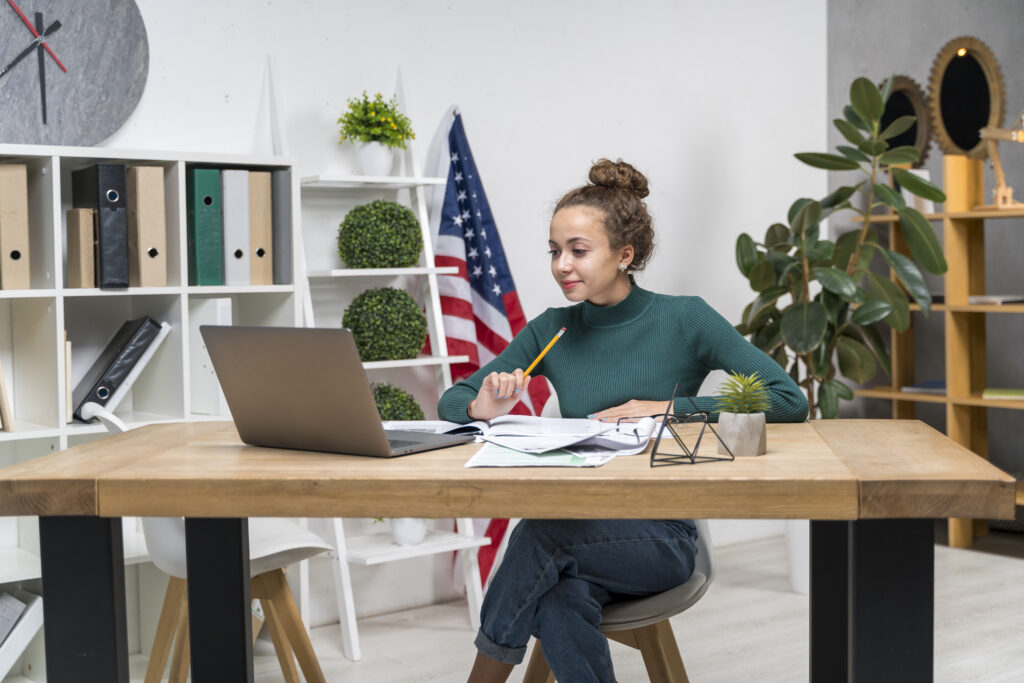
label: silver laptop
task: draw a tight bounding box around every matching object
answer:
[199,326,473,457]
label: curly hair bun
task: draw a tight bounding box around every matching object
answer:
[588,158,650,199]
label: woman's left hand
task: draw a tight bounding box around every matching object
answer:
[590,399,672,423]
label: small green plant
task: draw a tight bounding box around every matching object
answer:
[337,91,415,149]
[372,382,425,421]
[714,372,772,414]
[342,287,427,361]
[338,200,423,268]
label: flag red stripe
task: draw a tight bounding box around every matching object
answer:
[435,254,469,278]
[476,518,509,584]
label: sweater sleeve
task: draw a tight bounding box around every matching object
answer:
[436,312,552,423]
[676,298,808,423]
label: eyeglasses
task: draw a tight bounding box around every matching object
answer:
[649,383,735,467]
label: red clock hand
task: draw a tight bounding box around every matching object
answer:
[5,0,66,72]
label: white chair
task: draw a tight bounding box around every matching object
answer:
[81,403,333,683]
[523,519,716,683]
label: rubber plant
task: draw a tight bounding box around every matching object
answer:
[734,76,947,418]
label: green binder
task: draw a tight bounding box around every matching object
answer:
[186,168,223,285]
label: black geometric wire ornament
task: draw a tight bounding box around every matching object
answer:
[649,383,736,467]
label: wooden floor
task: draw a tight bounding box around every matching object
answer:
[128,532,1024,682]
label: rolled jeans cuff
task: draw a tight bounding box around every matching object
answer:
[474,628,527,665]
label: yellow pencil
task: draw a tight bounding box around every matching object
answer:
[524,327,566,377]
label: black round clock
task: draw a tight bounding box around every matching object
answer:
[0,0,149,146]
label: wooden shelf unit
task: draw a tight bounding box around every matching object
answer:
[855,155,1023,547]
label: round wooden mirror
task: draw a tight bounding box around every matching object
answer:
[928,36,1005,159]
[879,75,931,167]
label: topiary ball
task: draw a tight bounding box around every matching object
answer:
[342,287,427,361]
[372,383,425,421]
[338,200,423,268]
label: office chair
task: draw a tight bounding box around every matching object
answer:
[522,519,715,683]
[81,403,332,683]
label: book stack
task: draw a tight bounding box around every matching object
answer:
[71,317,172,423]
[982,388,1024,400]
[968,294,1024,305]
[69,164,168,289]
[900,380,945,394]
[186,167,292,286]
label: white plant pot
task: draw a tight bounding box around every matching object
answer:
[353,141,395,177]
[390,517,427,546]
[716,411,767,457]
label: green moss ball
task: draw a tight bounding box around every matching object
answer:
[372,383,425,421]
[338,200,423,268]
[342,287,427,361]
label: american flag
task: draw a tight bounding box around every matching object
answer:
[432,112,551,588]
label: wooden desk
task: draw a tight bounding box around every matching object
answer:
[0,419,1013,683]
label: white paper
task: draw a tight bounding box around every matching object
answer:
[0,593,27,645]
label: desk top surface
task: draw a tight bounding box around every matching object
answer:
[0,419,1014,521]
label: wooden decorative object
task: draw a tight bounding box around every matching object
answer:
[928,36,1006,160]
[978,107,1024,209]
[879,75,932,167]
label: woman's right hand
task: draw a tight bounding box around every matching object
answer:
[468,369,532,421]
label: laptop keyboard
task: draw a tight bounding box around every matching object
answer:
[388,439,418,449]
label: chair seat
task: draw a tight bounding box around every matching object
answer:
[600,571,709,631]
[248,518,334,578]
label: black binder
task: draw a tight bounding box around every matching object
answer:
[72,316,162,422]
[72,163,129,289]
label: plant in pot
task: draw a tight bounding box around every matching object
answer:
[337,91,415,176]
[338,200,423,269]
[372,382,427,545]
[714,371,772,457]
[734,75,948,418]
[341,287,427,362]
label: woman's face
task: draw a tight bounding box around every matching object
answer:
[549,206,633,306]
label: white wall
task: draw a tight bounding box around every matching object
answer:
[104,0,827,621]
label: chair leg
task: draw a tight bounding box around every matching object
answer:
[261,568,327,683]
[144,577,186,683]
[167,597,190,683]
[523,640,556,683]
[634,620,689,683]
[253,574,301,683]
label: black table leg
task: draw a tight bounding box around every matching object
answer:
[184,517,253,682]
[811,519,934,683]
[38,516,128,683]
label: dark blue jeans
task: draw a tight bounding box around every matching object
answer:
[474,519,698,682]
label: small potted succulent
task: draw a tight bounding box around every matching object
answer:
[338,200,423,269]
[337,91,415,176]
[714,371,772,457]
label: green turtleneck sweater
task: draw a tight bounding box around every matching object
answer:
[437,286,808,423]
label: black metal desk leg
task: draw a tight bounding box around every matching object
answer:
[811,519,934,683]
[38,516,129,683]
[184,517,253,683]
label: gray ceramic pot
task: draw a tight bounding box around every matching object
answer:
[716,411,767,457]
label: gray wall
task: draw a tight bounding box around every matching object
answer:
[827,0,1024,480]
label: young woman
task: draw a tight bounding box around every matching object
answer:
[437,159,807,682]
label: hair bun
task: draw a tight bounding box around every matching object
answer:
[588,158,649,199]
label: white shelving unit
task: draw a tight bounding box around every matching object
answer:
[0,142,301,681]
[297,78,486,660]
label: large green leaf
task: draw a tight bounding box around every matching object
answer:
[781,302,828,353]
[810,341,831,379]
[791,200,823,237]
[873,183,906,211]
[898,208,948,275]
[879,115,916,142]
[795,153,861,171]
[843,105,870,131]
[772,345,788,369]
[850,77,884,121]
[892,168,946,202]
[880,248,932,314]
[834,118,866,146]
[750,285,788,318]
[857,139,888,156]
[812,266,858,299]
[821,183,862,208]
[833,228,879,271]
[818,381,839,419]
[736,233,758,277]
[748,261,776,292]
[880,74,895,105]
[837,335,877,384]
[837,145,871,164]
[787,198,814,224]
[866,271,910,331]
[852,323,891,377]
[821,289,844,325]
[805,240,835,263]
[851,300,894,325]
[764,223,790,249]
[753,319,782,351]
[765,249,796,269]
[879,145,920,165]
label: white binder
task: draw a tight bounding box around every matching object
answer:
[220,170,250,286]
